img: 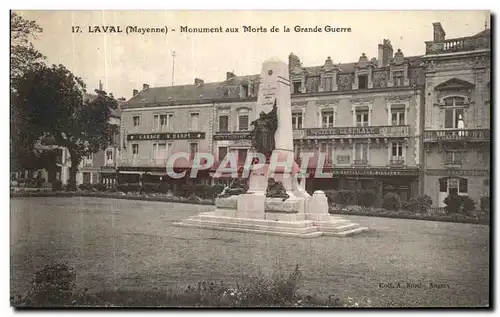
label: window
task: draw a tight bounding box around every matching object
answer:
[238,114,249,131]
[322,110,334,128]
[153,143,167,162]
[238,149,248,163]
[83,172,91,185]
[324,77,333,92]
[154,114,173,130]
[439,178,448,192]
[391,106,405,126]
[219,115,229,132]
[358,75,368,89]
[444,97,465,129]
[106,149,113,164]
[393,71,405,87]
[459,178,468,193]
[320,143,332,162]
[292,112,303,129]
[189,113,199,131]
[133,116,140,127]
[354,143,368,164]
[445,151,463,165]
[132,144,139,155]
[391,142,404,164]
[241,84,249,98]
[189,143,198,160]
[355,110,369,127]
[218,146,228,162]
[293,81,301,94]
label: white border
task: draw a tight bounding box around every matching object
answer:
[3,2,496,317]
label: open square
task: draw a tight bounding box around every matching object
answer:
[10,197,489,307]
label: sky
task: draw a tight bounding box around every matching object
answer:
[16,10,490,100]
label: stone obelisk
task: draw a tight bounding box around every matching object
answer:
[252,58,300,196]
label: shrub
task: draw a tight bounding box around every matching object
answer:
[444,194,475,214]
[461,196,476,214]
[78,184,92,191]
[206,184,225,200]
[332,190,356,206]
[52,180,62,191]
[403,195,432,213]
[117,183,141,193]
[357,189,375,207]
[159,182,170,194]
[12,261,78,307]
[12,262,353,307]
[382,192,401,211]
[480,196,490,214]
[142,182,160,194]
[93,183,106,192]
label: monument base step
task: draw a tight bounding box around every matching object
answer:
[174,211,369,238]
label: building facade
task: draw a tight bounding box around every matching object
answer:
[118,21,491,208]
[421,23,491,207]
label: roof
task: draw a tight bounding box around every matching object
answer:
[124,54,424,107]
[473,28,490,38]
[84,93,121,118]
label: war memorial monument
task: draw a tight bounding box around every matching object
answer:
[175,58,368,237]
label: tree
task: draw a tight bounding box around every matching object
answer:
[10,12,46,172]
[14,64,119,189]
[10,12,45,82]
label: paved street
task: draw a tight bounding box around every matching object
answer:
[10,197,489,307]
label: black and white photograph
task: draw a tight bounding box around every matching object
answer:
[9,9,491,308]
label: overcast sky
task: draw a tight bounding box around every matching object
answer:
[16,10,489,100]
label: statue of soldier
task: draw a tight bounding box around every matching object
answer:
[218,178,249,198]
[250,99,278,160]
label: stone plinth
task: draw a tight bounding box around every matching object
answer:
[237,193,266,219]
[173,57,368,238]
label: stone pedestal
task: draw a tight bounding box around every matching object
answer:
[173,57,368,238]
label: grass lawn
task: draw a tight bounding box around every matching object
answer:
[10,197,490,307]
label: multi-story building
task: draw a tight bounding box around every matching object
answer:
[119,82,220,185]
[118,21,490,208]
[120,46,424,205]
[421,23,491,207]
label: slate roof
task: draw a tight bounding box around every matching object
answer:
[123,54,425,107]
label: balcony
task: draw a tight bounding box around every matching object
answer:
[389,159,405,167]
[295,125,410,140]
[353,159,368,166]
[444,160,462,168]
[213,131,251,141]
[425,36,490,55]
[423,129,490,142]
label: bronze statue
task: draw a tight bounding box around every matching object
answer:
[218,178,249,198]
[266,179,289,201]
[249,99,278,160]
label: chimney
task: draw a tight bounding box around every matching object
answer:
[226,71,236,80]
[383,39,394,66]
[288,52,301,70]
[133,89,139,96]
[377,43,384,67]
[143,83,149,90]
[194,78,204,86]
[433,22,446,42]
[98,79,103,91]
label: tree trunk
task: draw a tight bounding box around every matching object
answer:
[67,149,80,191]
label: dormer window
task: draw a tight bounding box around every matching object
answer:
[393,71,405,87]
[358,75,368,89]
[241,84,249,98]
[324,77,333,92]
[293,81,302,94]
